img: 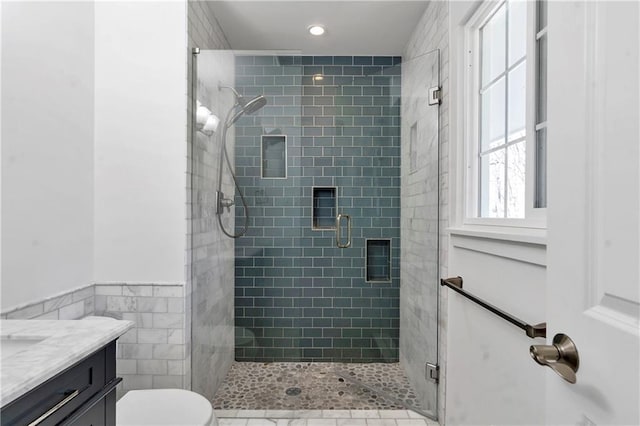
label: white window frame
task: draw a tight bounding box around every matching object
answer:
[463,0,546,229]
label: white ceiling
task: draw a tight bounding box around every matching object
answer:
[206,1,431,56]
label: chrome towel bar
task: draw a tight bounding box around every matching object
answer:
[440,276,546,339]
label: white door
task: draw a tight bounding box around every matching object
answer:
[546,1,640,424]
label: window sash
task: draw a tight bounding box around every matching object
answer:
[464,0,546,228]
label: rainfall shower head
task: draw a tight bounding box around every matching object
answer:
[219,84,268,126]
[229,95,267,125]
[241,95,267,115]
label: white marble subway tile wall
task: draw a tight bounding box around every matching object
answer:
[400,0,449,421]
[0,285,95,320]
[94,284,186,397]
[187,0,236,402]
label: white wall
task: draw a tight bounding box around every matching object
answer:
[1,1,190,310]
[446,236,546,425]
[93,1,187,284]
[1,2,95,310]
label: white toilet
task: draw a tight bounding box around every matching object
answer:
[117,388,216,426]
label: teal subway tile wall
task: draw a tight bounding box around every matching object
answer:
[233,56,401,362]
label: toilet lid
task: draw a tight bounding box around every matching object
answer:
[117,389,213,426]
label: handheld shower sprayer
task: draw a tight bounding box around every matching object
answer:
[215,84,268,239]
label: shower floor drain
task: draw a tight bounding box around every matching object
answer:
[285,387,302,396]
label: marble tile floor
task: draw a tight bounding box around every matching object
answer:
[214,409,439,426]
[213,362,424,412]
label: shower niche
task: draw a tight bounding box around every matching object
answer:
[366,239,392,283]
[261,135,287,178]
[312,187,336,230]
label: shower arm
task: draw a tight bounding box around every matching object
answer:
[218,84,242,100]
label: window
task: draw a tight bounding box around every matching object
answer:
[465,0,547,225]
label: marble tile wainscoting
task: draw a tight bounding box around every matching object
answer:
[94,283,187,397]
[0,285,95,321]
[0,283,188,399]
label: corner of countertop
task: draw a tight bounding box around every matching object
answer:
[0,317,134,407]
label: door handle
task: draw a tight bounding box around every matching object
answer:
[530,333,580,384]
[336,213,351,248]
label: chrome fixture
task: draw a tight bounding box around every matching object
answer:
[428,86,442,106]
[215,190,235,215]
[218,85,267,126]
[425,363,440,383]
[336,213,352,248]
[530,333,580,384]
[27,390,80,426]
[215,84,268,239]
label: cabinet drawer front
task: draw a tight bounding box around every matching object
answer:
[66,397,105,426]
[1,342,115,426]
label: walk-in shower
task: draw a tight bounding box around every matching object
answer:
[190,49,441,419]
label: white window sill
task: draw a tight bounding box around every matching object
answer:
[447,224,547,246]
[447,225,547,266]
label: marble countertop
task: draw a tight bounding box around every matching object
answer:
[0,317,133,407]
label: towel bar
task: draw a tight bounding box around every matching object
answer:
[440,276,546,339]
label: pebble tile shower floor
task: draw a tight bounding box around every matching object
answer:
[213,362,424,412]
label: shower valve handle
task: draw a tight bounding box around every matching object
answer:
[221,198,234,212]
[216,191,235,214]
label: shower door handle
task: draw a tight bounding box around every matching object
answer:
[336,214,351,248]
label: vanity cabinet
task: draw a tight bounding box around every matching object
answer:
[0,341,119,426]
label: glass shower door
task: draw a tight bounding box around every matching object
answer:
[398,48,441,418]
[191,49,440,420]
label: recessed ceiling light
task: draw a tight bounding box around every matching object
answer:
[313,74,324,81]
[308,25,325,36]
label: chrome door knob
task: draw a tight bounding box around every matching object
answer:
[530,333,580,384]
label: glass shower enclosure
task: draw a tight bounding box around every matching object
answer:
[190,49,441,418]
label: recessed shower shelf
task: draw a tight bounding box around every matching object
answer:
[366,239,392,283]
[261,135,287,178]
[312,187,337,230]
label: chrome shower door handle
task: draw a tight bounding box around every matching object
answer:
[336,214,351,248]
